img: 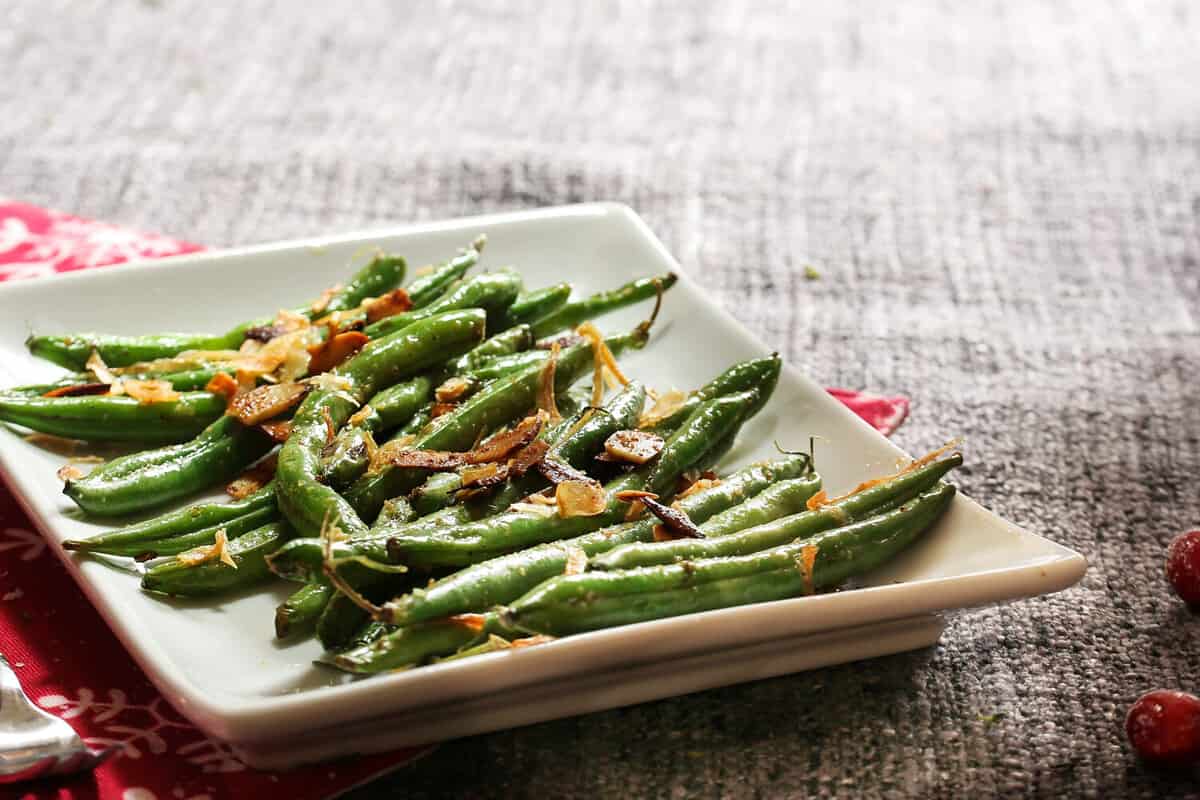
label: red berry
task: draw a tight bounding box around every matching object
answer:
[1126,690,1200,766]
[1166,530,1200,606]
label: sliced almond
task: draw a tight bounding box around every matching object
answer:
[435,377,473,404]
[307,331,369,375]
[121,379,180,405]
[363,288,413,323]
[228,382,308,425]
[555,480,607,518]
[602,430,665,465]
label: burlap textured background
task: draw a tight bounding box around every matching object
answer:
[5,1,1200,796]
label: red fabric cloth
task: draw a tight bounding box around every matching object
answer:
[0,201,909,799]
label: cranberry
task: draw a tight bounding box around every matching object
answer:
[1126,690,1200,766]
[1166,530,1200,606]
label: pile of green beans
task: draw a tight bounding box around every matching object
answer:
[10,236,963,678]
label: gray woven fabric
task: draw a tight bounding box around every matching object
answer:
[5,1,1200,797]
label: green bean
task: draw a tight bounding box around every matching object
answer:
[68,506,280,559]
[266,506,472,583]
[275,582,334,639]
[343,324,651,523]
[63,482,278,552]
[330,618,487,674]
[529,273,678,338]
[0,391,226,443]
[63,416,274,516]
[593,454,963,570]
[319,376,435,489]
[646,354,781,434]
[380,455,814,627]
[503,485,957,636]
[317,593,372,650]
[382,392,757,569]
[27,254,406,370]
[404,238,484,309]
[443,326,535,377]
[460,329,645,383]
[363,271,523,339]
[498,284,571,330]
[318,573,414,650]
[345,619,394,651]
[140,521,292,597]
[277,309,487,539]
[410,471,465,516]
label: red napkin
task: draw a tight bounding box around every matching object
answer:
[0,201,909,799]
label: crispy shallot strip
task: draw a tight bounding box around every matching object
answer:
[537,342,562,422]
[42,382,108,398]
[644,495,705,541]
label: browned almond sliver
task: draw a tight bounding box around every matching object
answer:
[376,449,467,470]
[460,462,509,489]
[430,402,458,418]
[555,480,607,518]
[363,288,413,323]
[228,382,309,425]
[258,420,293,444]
[642,496,704,540]
[121,379,181,405]
[602,430,665,465]
[435,377,473,404]
[467,414,544,465]
[307,331,369,375]
[42,382,109,398]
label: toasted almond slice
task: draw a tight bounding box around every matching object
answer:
[603,430,665,465]
[85,350,118,385]
[431,402,458,418]
[460,462,509,488]
[228,382,308,425]
[468,413,545,465]
[376,449,467,470]
[258,420,293,443]
[676,477,721,501]
[556,480,607,518]
[57,464,85,481]
[363,288,413,323]
[121,379,180,405]
[435,377,473,404]
[638,388,686,428]
[307,331,369,375]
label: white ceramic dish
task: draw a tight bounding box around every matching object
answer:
[0,203,1086,768]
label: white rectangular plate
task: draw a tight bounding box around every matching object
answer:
[0,203,1085,767]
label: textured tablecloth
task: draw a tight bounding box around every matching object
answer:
[4,1,1199,797]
